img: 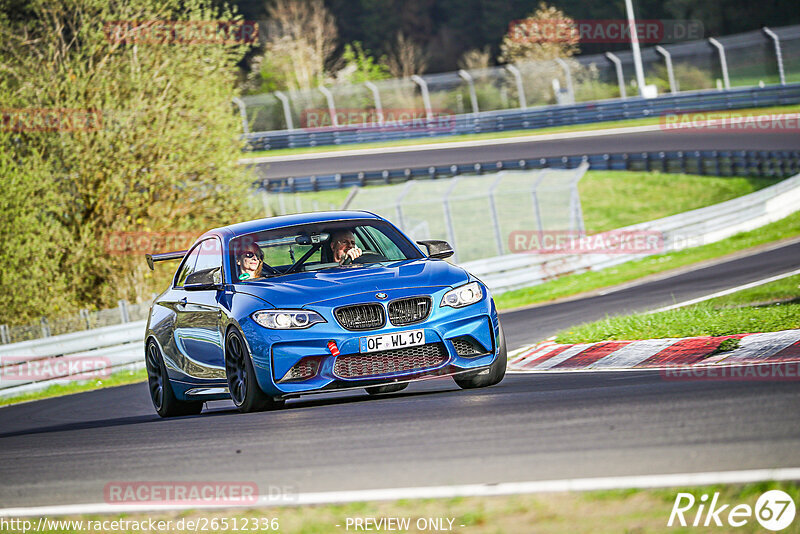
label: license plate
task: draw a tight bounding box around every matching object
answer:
[360,329,424,353]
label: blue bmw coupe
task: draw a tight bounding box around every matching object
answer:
[144,211,506,417]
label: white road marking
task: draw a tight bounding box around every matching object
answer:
[3,468,800,517]
[718,330,800,363]
[650,268,800,313]
[587,338,679,369]
[510,342,558,367]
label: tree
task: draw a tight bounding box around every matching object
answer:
[335,42,391,85]
[259,0,338,91]
[498,2,580,64]
[386,31,428,78]
[0,0,254,323]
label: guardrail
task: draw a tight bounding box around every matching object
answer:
[463,172,800,294]
[0,321,145,398]
[244,83,800,152]
[261,149,800,193]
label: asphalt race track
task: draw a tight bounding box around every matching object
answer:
[1,240,798,509]
[249,124,800,180]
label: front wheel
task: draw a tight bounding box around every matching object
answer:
[145,340,203,418]
[453,324,507,389]
[225,328,283,413]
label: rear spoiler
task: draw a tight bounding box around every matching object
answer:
[145,250,187,271]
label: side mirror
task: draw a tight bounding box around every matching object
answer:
[184,269,222,290]
[416,240,454,259]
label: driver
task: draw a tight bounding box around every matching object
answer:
[236,243,264,280]
[330,229,363,264]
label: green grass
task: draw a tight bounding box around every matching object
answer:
[554,274,800,344]
[578,172,778,233]
[0,367,146,408]
[262,170,779,229]
[243,103,800,158]
[15,481,798,533]
[495,210,800,311]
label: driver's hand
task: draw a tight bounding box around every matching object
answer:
[343,247,362,263]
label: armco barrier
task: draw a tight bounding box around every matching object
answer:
[244,84,800,152]
[261,150,800,193]
[0,321,145,398]
[463,172,800,294]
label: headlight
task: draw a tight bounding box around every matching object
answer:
[441,281,483,308]
[252,310,326,329]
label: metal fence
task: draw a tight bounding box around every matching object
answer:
[0,299,153,345]
[463,171,800,294]
[259,150,800,193]
[239,25,800,138]
[243,81,800,152]
[345,165,587,264]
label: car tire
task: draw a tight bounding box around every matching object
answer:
[453,324,507,389]
[145,340,204,418]
[365,383,409,395]
[225,328,283,413]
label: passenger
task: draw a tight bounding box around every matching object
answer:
[236,244,264,280]
[330,229,363,264]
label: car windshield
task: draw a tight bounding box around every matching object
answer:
[229,219,424,281]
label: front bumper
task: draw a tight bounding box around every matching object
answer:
[240,285,500,398]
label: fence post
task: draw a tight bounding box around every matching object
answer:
[79,309,91,330]
[505,65,527,109]
[708,38,731,90]
[40,317,50,338]
[411,75,433,121]
[655,46,677,94]
[604,52,627,99]
[488,173,506,256]
[554,58,575,104]
[394,180,415,231]
[0,324,8,344]
[118,299,130,324]
[319,86,338,127]
[458,70,480,114]
[231,97,250,134]
[570,161,589,234]
[364,81,384,124]
[762,28,786,86]
[274,91,294,130]
[531,169,548,234]
[442,178,460,262]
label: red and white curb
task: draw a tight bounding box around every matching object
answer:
[508,329,800,372]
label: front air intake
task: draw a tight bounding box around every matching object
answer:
[388,296,431,326]
[334,303,385,331]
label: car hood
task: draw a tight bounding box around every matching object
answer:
[233,258,469,308]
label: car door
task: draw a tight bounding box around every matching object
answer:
[172,238,225,380]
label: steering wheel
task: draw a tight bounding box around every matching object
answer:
[341,250,387,265]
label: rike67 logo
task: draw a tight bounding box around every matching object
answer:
[669,489,796,530]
